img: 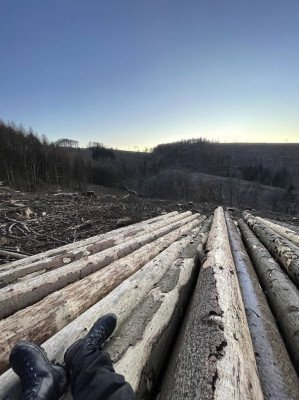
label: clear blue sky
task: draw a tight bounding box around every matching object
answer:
[1,0,299,149]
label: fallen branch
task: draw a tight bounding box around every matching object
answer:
[0,250,28,260]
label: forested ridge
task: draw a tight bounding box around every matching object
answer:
[0,121,298,213]
[151,139,298,189]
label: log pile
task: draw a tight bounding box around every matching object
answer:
[243,212,299,286]
[1,208,299,400]
[240,212,299,373]
[159,207,263,399]
[225,214,299,398]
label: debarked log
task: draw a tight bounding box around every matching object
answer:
[159,207,263,400]
[238,219,299,373]
[0,226,205,399]
[243,212,299,286]
[0,216,203,375]
[267,218,299,235]
[255,216,299,248]
[0,213,200,319]
[0,211,179,274]
[0,211,185,285]
[225,213,299,399]
[110,243,201,399]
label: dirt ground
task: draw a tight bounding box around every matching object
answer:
[0,184,298,265]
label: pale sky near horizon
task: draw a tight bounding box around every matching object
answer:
[1,0,299,150]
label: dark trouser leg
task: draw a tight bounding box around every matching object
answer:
[70,350,136,400]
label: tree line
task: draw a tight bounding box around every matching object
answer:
[0,121,71,189]
[0,121,146,191]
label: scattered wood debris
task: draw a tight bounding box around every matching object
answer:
[0,185,205,265]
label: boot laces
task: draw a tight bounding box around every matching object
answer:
[85,324,106,351]
[86,336,101,351]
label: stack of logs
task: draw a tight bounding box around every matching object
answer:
[0,208,298,399]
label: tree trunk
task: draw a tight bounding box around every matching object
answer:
[0,216,202,375]
[0,214,201,318]
[238,219,299,373]
[267,218,299,235]
[0,211,189,286]
[225,213,299,399]
[0,225,204,399]
[159,207,263,400]
[255,216,299,247]
[243,212,299,286]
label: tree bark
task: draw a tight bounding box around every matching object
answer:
[196,214,213,264]
[0,225,204,399]
[159,207,263,400]
[225,213,299,399]
[238,219,299,373]
[0,213,199,318]
[0,216,203,375]
[255,216,299,247]
[243,212,299,286]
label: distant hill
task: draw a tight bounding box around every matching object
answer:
[119,141,299,214]
[149,141,299,188]
[1,120,297,213]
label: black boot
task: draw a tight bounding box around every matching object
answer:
[9,341,67,400]
[64,313,136,400]
[64,313,117,372]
